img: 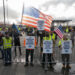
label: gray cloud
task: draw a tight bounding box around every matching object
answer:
[0,6,19,20]
[40,0,75,10]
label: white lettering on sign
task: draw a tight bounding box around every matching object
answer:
[26,36,35,49]
[61,40,72,54]
[43,40,53,53]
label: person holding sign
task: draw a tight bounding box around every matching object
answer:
[24,33,37,67]
[52,32,56,47]
[42,32,54,69]
[58,34,72,69]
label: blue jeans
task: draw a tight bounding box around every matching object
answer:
[4,48,11,64]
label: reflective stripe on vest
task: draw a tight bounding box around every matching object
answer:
[3,37,12,49]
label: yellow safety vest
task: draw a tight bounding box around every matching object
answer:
[43,36,46,40]
[43,35,51,40]
[18,28,21,31]
[66,28,69,33]
[58,40,62,46]
[58,39,69,46]
[0,28,2,31]
[52,33,56,40]
[49,34,52,40]
[3,37,12,49]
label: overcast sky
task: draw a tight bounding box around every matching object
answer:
[0,0,75,24]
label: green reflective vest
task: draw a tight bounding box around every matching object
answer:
[18,28,21,31]
[43,35,51,40]
[66,28,69,33]
[58,39,69,46]
[58,40,62,46]
[3,37,12,49]
[52,33,56,40]
[0,28,2,31]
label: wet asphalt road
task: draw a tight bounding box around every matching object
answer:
[0,32,75,75]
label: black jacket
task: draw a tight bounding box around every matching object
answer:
[13,32,22,45]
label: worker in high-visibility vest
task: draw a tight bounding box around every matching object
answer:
[42,32,54,69]
[3,32,12,66]
[66,27,69,33]
[0,32,4,59]
[0,28,2,31]
[18,27,21,31]
[58,34,72,69]
[24,33,37,67]
[52,32,56,47]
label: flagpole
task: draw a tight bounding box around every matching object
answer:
[21,3,24,25]
[3,0,6,26]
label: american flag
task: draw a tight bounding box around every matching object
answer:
[54,25,64,39]
[22,7,52,32]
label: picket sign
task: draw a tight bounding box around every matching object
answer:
[43,40,53,53]
[61,40,72,54]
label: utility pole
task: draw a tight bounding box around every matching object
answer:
[3,0,6,26]
[21,3,24,25]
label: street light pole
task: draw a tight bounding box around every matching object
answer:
[3,0,6,26]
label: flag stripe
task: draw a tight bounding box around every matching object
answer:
[45,21,51,25]
[55,29,63,39]
[22,19,37,24]
[44,25,50,28]
[22,17,37,23]
[23,15,38,21]
[22,23,37,28]
[22,7,53,32]
[56,29,63,38]
[55,29,62,38]
[44,28,50,32]
[22,21,37,26]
